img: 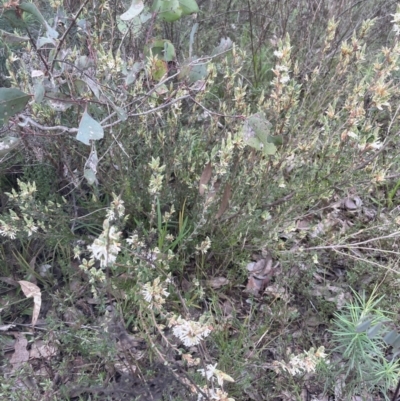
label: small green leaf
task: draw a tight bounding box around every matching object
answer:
[120,0,144,21]
[76,111,104,145]
[0,88,31,125]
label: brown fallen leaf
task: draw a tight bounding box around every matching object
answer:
[10,333,29,370]
[29,340,58,359]
[199,162,212,195]
[215,183,232,219]
[18,280,41,327]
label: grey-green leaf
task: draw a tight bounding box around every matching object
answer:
[366,322,383,339]
[0,29,29,44]
[19,2,59,39]
[37,36,56,49]
[0,136,20,157]
[76,112,104,145]
[84,146,98,185]
[0,88,31,125]
[179,0,199,15]
[383,330,398,346]
[355,318,372,333]
[33,83,45,103]
[242,112,276,156]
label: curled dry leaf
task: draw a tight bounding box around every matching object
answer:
[199,162,212,195]
[245,256,278,295]
[18,280,42,327]
[215,183,232,219]
[342,196,362,210]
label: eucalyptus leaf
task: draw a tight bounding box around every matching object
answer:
[242,112,277,156]
[0,88,31,125]
[145,39,176,61]
[178,56,207,83]
[46,92,73,112]
[83,77,100,99]
[355,318,372,333]
[0,29,29,44]
[115,107,128,121]
[33,83,45,103]
[0,136,20,157]
[125,61,144,86]
[179,0,199,15]
[3,9,27,29]
[159,0,182,22]
[76,111,104,145]
[383,330,398,346]
[120,0,144,21]
[211,37,233,56]
[37,36,56,49]
[19,2,59,39]
[84,146,99,185]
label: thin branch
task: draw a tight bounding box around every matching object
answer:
[18,114,78,133]
[101,95,190,129]
[302,231,400,251]
[50,0,90,73]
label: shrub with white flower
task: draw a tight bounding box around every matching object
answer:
[273,346,328,376]
[0,179,62,240]
[87,219,121,268]
[196,236,211,254]
[198,363,235,387]
[170,315,212,346]
[141,276,170,310]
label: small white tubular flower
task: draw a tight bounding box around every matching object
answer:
[172,317,212,346]
[88,222,121,267]
[198,364,235,386]
[198,364,217,381]
[141,277,170,309]
[196,236,211,254]
[0,221,18,239]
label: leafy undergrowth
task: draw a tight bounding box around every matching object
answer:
[2,0,400,400]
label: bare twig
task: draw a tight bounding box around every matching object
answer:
[18,114,78,133]
[50,0,91,73]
